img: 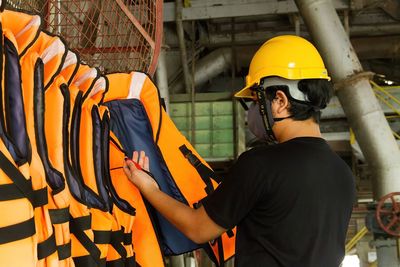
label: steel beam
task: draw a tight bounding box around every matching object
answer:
[163,0,348,22]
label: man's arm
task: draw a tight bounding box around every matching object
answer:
[123,152,226,244]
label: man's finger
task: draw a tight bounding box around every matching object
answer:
[132,151,139,163]
[139,151,146,167]
[123,160,131,177]
[144,156,150,171]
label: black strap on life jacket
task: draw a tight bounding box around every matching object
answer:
[123,233,132,246]
[0,133,57,259]
[0,151,36,244]
[70,214,102,267]
[49,206,70,224]
[37,232,57,259]
[179,144,235,266]
[0,151,49,214]
[0,216,35,245]
[57,241,72,260]
[110,229,128,260]
[93,230,112,244]
[49,207,72,260]
[106,256,138,267]
[179,144,222,194]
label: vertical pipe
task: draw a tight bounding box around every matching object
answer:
[231,18,239,159]
[56,0,62,34]
[343,10,350,36]
[294,14,301,36]
[295,0,400,199]
[156,47,170,113]
[190,21,196,146]
[175,0,192,93]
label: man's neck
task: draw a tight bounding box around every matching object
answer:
[275,119,322,143]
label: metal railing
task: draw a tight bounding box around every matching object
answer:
[372,81,400,139]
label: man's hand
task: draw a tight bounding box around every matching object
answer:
[123,151,159,192]
[123,150,227,244]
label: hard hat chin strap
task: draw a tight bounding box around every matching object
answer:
[255,87,277,143]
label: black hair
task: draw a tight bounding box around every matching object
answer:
[262,79,334,123]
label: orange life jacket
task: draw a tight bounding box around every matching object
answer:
[75,72,137,266]
[109,133,164,267]
[55,59,108,267]
[0,16,36,266]
[4,11,77,265]
[17,32,104,266]
[100,109,138,267]
[4,21,62,266]
[75,74,115,264]
[103,72,236,266]
[77,71,138,266]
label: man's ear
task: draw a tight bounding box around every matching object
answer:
[275,90,290,115]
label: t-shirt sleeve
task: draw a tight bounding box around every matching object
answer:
[202,149,268,229]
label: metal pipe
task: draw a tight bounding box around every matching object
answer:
[56,0,62,34]
[172,47,232,93]
[175,0,192,93]
[295,0,400,198]
[351,36,400,60]
[155,47,170,113]
[202,24,400,47]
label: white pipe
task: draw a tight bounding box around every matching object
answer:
[172,48,232,93]
[156,48,170,113]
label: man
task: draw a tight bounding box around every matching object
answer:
[124,35,355,266]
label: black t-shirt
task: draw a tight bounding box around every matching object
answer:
[203,137,355,267]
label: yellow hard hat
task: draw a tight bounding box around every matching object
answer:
[235,35,330,99]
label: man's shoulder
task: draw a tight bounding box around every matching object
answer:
[239,145,275,159]
[236,145,278,168]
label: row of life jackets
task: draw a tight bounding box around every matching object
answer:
[0,7,235,267]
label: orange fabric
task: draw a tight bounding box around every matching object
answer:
[13,24,77,265]
[2,10,41,55]
[137,73,236,264]
[41,45,97,263]
[59,51,79,86]
[104,72,236,264]
[109,137,164,267]
[77,78,114,261]
[3,27,60,266]
[0,140,36,267]
[99,106,136,265]
[70,65,99,96]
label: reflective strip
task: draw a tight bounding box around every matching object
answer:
[41,38,65,65]
[62,51,78,71]
[127,72,146,99]
[74,68,97,87]
[15,15,41,39]
[89,77,106,98]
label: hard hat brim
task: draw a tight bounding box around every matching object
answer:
[234,84,255,99]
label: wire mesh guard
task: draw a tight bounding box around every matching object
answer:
[8,0,163,75]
